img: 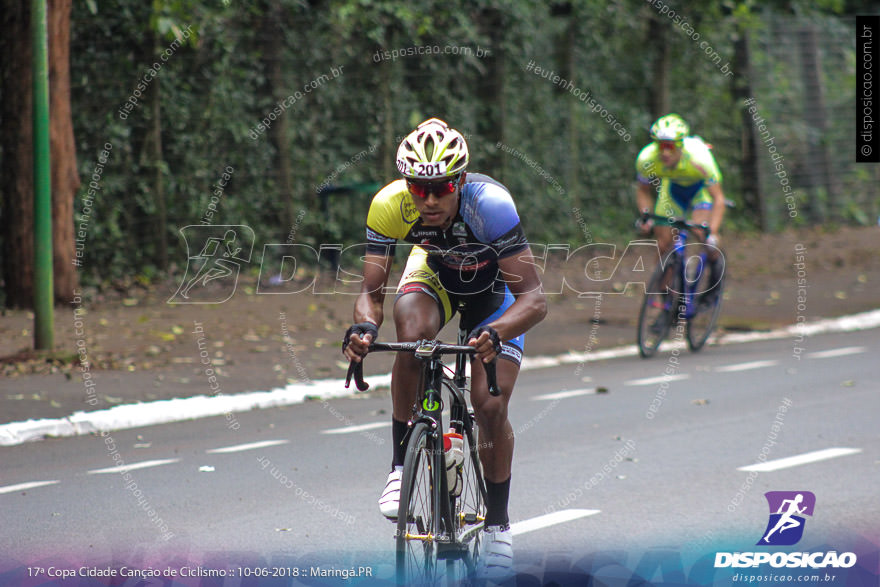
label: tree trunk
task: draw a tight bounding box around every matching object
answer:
[1,0,80,308]
[731,28,765,230]
[799,23,836,223]
[0,0,34,308]
[476,7,504,173]
[381,27,397,183]
[648,13,670,119]
[559,4,578,204]
[151,29,168,270]
[264,1,295,236]
[49,0,80,301]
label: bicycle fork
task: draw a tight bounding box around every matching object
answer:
[414,361,457,544]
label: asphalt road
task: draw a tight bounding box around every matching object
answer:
[1,329,877,584]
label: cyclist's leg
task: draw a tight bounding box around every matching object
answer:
[460,285,525,528]
[391,247,452,443]
[653,180,683,283]
[379,250,451,519]
[690,191,724,294]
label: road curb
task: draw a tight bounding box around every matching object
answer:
[2,309,878,447]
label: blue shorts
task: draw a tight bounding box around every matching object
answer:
[396,248,524,365]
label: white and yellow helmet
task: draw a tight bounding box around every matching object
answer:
[396,118,469,180]
[650,113,690,143]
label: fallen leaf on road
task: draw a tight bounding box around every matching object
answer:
[199,466,215,472]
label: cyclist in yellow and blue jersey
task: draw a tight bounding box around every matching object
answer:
[635,113,726,301]
[342,118,546,579]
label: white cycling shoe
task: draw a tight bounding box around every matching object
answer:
[477,524,514,580]
[378,467,402,520]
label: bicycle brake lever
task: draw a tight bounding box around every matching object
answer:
[345,360,370,391]
[484,359,501,396]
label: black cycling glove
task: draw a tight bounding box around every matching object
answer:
[467,325,502,356]
[342,322,379,353]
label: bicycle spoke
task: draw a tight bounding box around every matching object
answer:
[448,408,486,581]
[687,262,724,352]
[397,424,441,586]
[637,264,679,358]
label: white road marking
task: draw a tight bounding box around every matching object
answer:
[0,480,60,495]
[738,448,863,472]
[533,389,595,401]
[510,509,601,536]
[806,346,866,359]
[88,458,180,475]
[206,440,289,454]
[1,310,877,447]
[715,360,779,372]
[322,422,390,435]
[624,374,690,386]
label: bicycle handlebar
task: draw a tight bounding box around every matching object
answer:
[637,212,711,236]
[345,340,501,396]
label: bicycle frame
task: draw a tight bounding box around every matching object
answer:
[644,213,714,318]
[345,330,497,542]
[668,227,711,321]
[637,212,726,357]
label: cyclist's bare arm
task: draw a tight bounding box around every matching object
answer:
[636,182,655,215]
[706,183,725,237]
[344,253,393,362]
[635,182,656,234]
[472,246,547,362]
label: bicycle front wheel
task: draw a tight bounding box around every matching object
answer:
[396,422,441,586]
[686,257,725,352]
[637,262,680,358]
[452,407,487,578]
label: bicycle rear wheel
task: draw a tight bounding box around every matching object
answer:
[396,422,441,586]
[686,257,724,352]
[637,262,680,358]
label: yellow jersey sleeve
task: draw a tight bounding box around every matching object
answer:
[365,180,418,254]
[683,137,722,185]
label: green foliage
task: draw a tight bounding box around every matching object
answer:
[65,0,870,285]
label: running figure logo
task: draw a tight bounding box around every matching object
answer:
[757,491,816,546]
[168,225,254,304]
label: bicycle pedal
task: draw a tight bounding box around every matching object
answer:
[462,513,480,524]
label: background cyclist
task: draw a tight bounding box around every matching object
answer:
[342,118,546,579]
[635,113,726,304]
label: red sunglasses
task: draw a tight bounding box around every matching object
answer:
[657,140,680,152]
[407,176,461,199]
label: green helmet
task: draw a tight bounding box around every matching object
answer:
[396,118,469,180]
[650,113,690,142]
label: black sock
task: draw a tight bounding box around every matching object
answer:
[391,418,408,469]
[484,476,511,528]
